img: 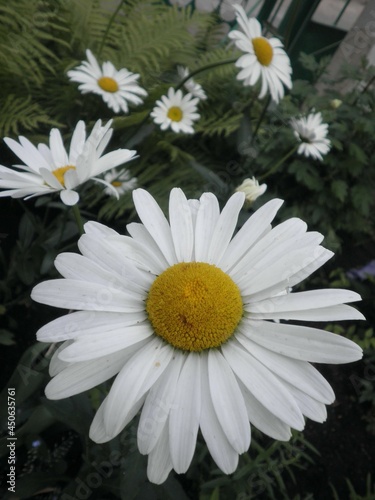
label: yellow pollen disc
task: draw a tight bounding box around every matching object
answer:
[98,76,119,93]
[167,106,183,122]
[111,181,122,187]
[53,165,76,187]
[252,37,273,66]
[146,262,243,352]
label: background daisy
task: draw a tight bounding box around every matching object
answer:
[177,66,207,101]
[151,87,200,134]
[235,177,267,204]
[229,5,292,103]
[103,168,137,197]
[0,120,137,205]
[67,49,147,114]
[291,111,331,161]
[32,188,363,484]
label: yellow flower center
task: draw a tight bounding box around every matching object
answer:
[252,37,273,66]
[167,106,183,122]
[98,76,119,93]
[53,165,76,187]
[111,181,122,187]
[146,262,243,352]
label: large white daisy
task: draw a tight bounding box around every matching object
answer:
[32,188,363,484]
[290,111,331,161]
[151,88,200,134]
[67,50,147,114]
[0,120,136,205]
[228,5,292,103]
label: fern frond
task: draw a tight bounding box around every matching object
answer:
[0,95,61,137]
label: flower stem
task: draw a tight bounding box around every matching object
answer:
[175,58,238,91]
[252,95,271,141]
[72,204,84,235]
[258,146,298,180]
[98,0,125,56]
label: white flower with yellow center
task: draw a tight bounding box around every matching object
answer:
[150,88,200,134]
[235,176,267,204]
[32,188,364,484]
[0,120,137,205]
[67,50,147,114]
[177,66,207,101]
[229,5,292,103]
[103,168,137,197]
[291,112,331,161]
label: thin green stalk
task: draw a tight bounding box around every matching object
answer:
[259,145,298,180]
[175,58,238,91]
[252,95,271,141]
[98,0,125,56]
[72,204,84,235]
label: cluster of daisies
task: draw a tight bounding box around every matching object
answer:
[0,6,331,207]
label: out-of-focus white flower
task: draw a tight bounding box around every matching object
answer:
[229,5,292,103]
[0,120,136,205]
[235,176,267,203]
[177,66,207,101]
[103,169,137,197]
[67,50,147,114]
[220,0,261,22]
[195,0,220,13]
[291,112,331,161]
[151,88,200,134]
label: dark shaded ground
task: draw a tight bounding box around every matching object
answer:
[287,361,375,499]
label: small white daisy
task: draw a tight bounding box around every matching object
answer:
[177,66,207,101]
[32,188,363,484]
[228,5,292,103]
[235,176,267,204]
[0,120,136,205]
[151,88,200,134]
[67,49,147,114]
[103,168,137,197]
[291,112,331,161]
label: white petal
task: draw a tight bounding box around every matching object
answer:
[169,353,201,473]
[138,352,184,454]
[237,334,335,404]
[133,189,177,266]
[37,310,146,342]
[236,379,291,441]
[194,193,220,262]
[222,340,305,430]
[200,354,239,473]
[48,341,71,376]
[147,419,173,484]
[207,192,245,264]
[208,349,250,453]
[220,199,283,272]
[285,383,328,422]
[45,349,129,399]
[60,189,79,206]
[58,323,153,361]
[32,279,144,312]
[169,188,194,262]
[240,319,363,364]
[103,338,173,438]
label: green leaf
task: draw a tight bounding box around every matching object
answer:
[331,179,347,202]
[0,328,15,345]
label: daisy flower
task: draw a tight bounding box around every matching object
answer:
[0,120,136,206]
[67,49,147,114]
[228,5,292,103]
[291,112,331,161]
[151,88,200,134]
[32,188,364,484]
[103,168,137,197]
[177,66,207,101]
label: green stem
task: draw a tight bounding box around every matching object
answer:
[175,58,238,91]
[258,146,298,181]
[72,204,84,235]
[98,0,125,56]
[252,95,271,141]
